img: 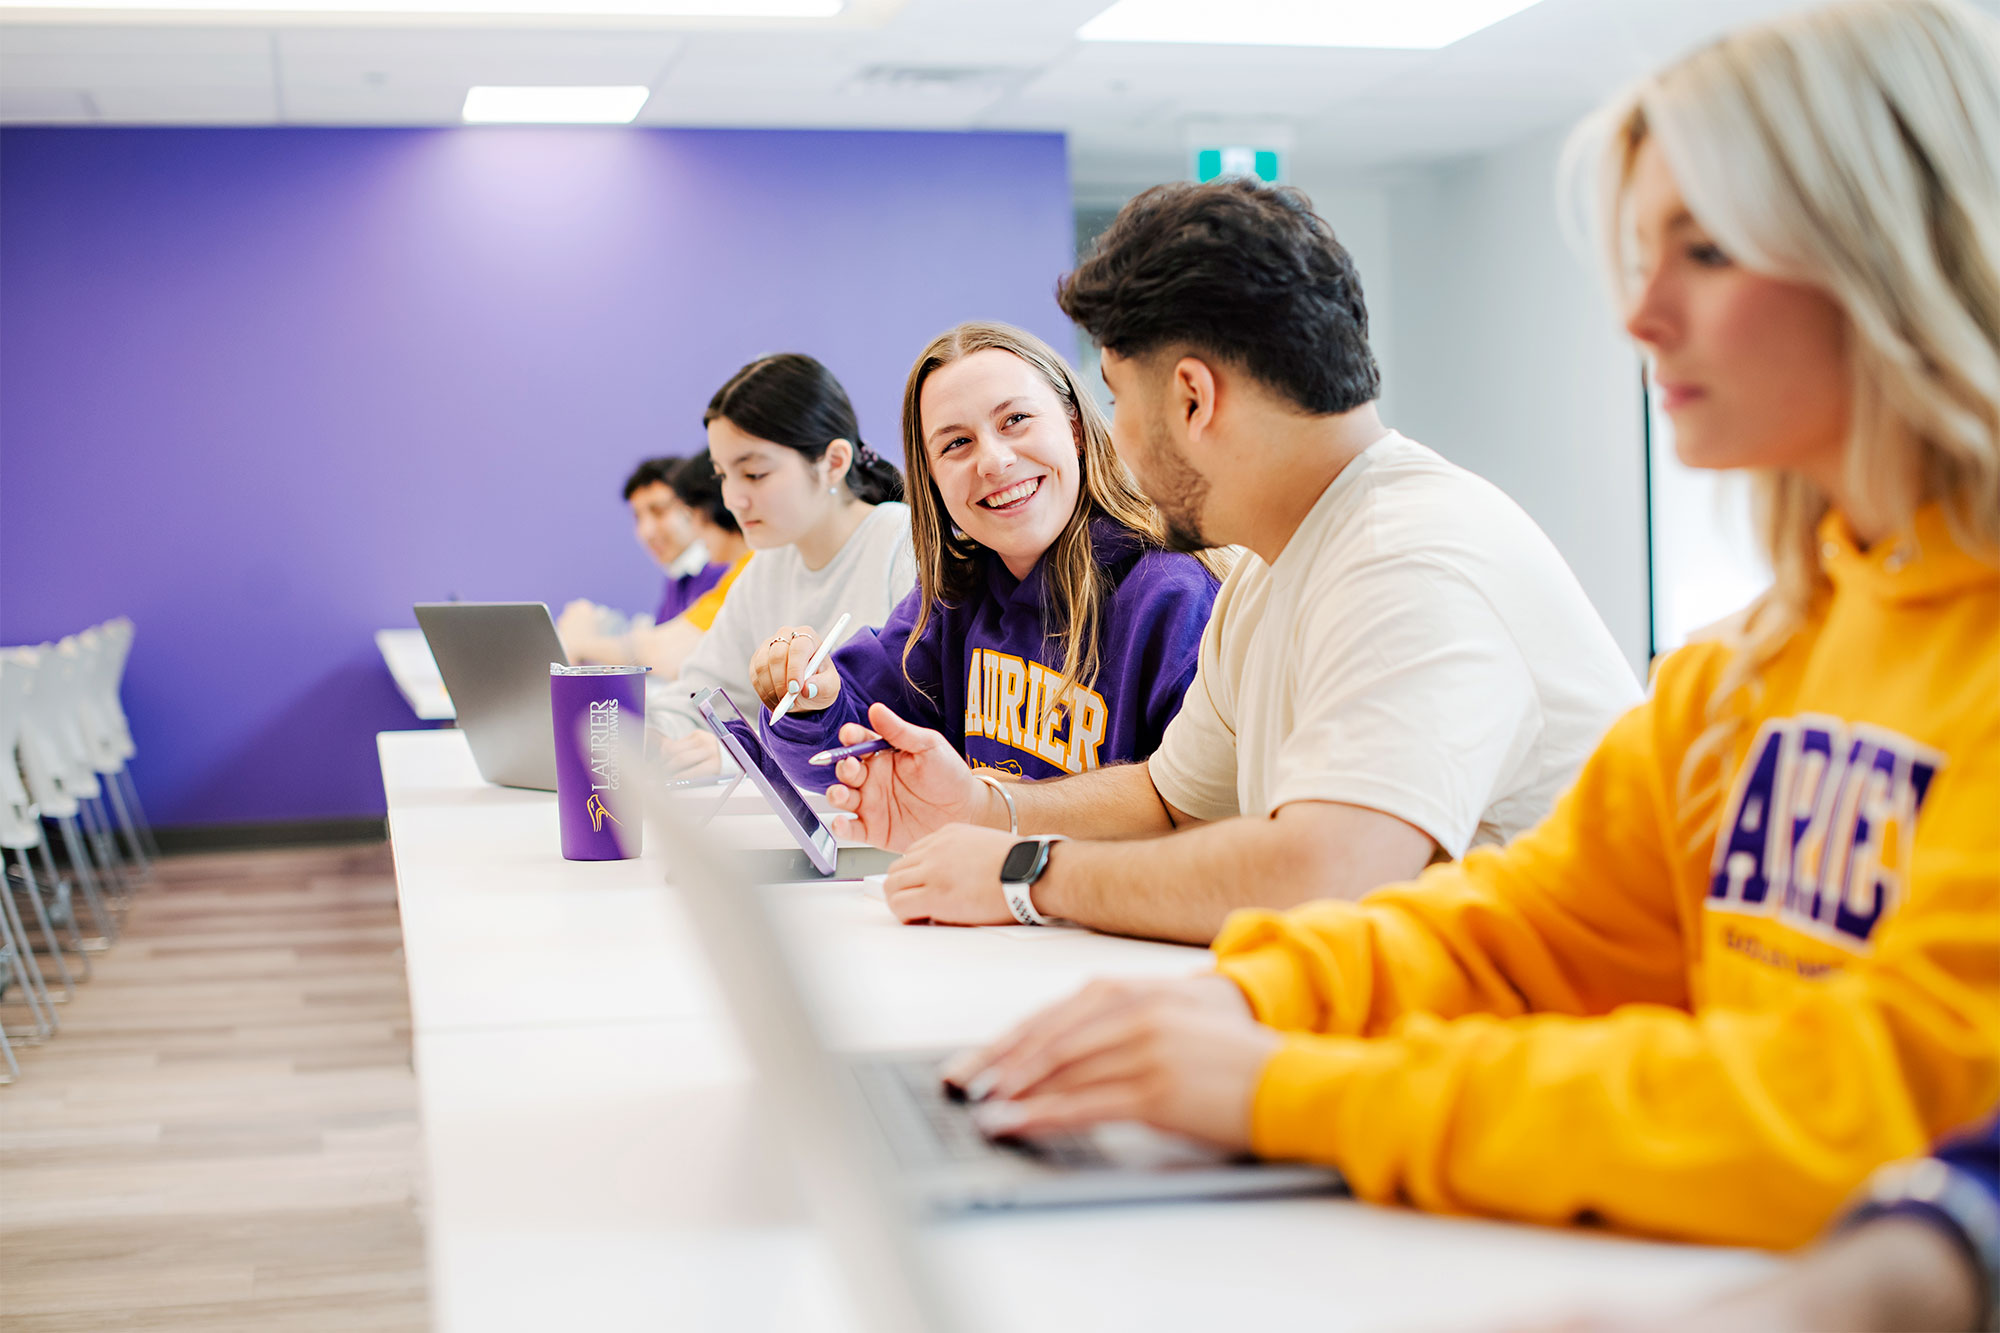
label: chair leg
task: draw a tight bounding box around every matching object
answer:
[117,769,162,861]
[8,850,76,1001]
[0,892,54,1043]
[78,799,130,906]
[52,817,115,947]
[32,842,96,974]
[101,772,152,879]
[0,1016,19,1082]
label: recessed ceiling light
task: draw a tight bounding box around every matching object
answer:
[0,0,840,14]
[1078,0,1544,49]
[462,85,650,123]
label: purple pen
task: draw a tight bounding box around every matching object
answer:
[809,736,894,766]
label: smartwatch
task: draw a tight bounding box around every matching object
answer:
[999,835,1065,926]
[1843,1156,2000,1333]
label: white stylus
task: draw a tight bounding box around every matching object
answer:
[768,611,850,725]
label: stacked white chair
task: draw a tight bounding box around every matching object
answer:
[0,618,156,1082]
[1,653,89,997]
[73,621,157,865]
[15,645,124,941]
[54,633,150,888]
[0,655,67,1078]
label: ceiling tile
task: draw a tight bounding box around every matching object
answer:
[275,27,685,87]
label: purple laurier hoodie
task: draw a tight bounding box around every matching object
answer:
[763,519,1218,787]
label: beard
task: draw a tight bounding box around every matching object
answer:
[1142,415,1214,553]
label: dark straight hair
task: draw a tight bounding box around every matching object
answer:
[703,354,905,504]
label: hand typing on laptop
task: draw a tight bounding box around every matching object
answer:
[941,974,1278,1152]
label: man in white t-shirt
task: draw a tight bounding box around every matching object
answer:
[821,179,1640,945]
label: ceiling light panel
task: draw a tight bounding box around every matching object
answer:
[461,84,649,121]
[1,0,840,15]
[1078,0,1545,50]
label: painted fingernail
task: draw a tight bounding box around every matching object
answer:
[963,1069,1000,1103]
[786,680,799,693]
[972,1101,1026,1135]
[806,682,819,699]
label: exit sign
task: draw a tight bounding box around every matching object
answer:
[1194,145,1282,184]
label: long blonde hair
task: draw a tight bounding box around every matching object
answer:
[1569,0,2000,818]
[897,321,1227,718]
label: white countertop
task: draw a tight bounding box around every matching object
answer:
[379,727,1775,1333]
[376,627,455,721]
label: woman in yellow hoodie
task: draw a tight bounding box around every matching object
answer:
[944,0,2000,1250]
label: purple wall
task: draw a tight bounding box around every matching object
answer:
[0,126,1074,826]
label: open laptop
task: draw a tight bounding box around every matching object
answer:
[692,686,897,883]
[642,751,1346,1219]
[413,601,567,790]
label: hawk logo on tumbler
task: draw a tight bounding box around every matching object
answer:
[585,792,620,832]
[1707,714,1944,951]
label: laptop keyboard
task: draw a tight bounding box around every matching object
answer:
[855,1056,1110,1171]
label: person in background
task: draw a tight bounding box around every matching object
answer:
[751,322,1224,798]
[647,353,915,771]
[822,179,1639,944]
[556,456,749,675]
[940,0,2000,1253]
[1534,1117,1999,1332]
[655,454,754,635]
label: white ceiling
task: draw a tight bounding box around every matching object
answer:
[3,0,1990,198]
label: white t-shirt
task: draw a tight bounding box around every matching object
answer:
[649,502,917,737]
[1149,433,1640,855]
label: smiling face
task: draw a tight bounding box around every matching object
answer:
[918,348,1084,580]
[628,481,694,569]
[705,416,832,552]
[1622,138,1851,486]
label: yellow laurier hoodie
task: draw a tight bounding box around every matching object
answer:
[1213,506,2000,1248]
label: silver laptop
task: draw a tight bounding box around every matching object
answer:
[642,761,1346,1220]
[414,601,567,790]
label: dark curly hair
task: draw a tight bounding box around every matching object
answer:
[1058,178,1380,415]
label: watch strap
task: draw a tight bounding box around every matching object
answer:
[1001,835,1064,926]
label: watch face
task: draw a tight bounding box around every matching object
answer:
[1001,839,1043,883]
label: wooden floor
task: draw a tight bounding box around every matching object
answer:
[0,844,432,1332]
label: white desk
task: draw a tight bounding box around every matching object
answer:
[376,627,455,721]
[379,728,1775,1333]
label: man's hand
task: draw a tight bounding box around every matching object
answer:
[749,625,839,714]
[939,974,1279,1151]
[824,703,998,851]
[883,824,1018,925]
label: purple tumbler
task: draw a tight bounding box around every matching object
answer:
[550,664,648,861]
